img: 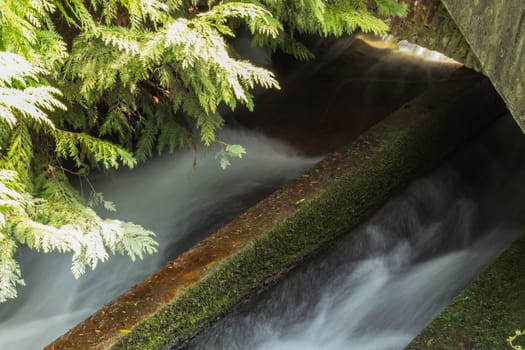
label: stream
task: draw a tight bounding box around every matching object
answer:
[0,35,477,350]
[0,130,318,349]
[186,116,525,350]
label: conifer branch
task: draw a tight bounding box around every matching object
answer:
[0,0,407,302]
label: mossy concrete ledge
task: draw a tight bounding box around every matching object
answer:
[46,73,506,350]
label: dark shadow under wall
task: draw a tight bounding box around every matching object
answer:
[233,34,464,155]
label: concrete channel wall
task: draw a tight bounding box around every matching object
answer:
[388,0,525,133]
[441,0,525,132]
[388,0,481,70]
[47,73,506,350]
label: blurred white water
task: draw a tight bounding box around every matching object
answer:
[188,117,525,350]
[0,32,465,349]
[0,129,319,350]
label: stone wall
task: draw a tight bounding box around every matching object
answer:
[388,0,481,70]
[440,0,525,131]
[388,0,525,132]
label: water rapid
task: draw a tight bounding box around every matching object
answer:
[0,129,319,350]
[187,116,525,350]
[0,35,473,349]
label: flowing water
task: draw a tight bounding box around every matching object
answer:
[0,36,471,350]
[0,130,318,350]
[186,116,525,350]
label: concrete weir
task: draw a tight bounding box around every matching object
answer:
[47,72,506,350]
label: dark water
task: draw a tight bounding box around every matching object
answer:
[187,116,525,350]
[239,34,461,155]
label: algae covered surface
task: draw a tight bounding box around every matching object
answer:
[406,233,525,350]
[48,72,504,350]
[110,75,503,350]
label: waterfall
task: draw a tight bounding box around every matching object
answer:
[0,34,473,350]
[187,116,525,350]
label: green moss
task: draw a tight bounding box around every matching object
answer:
[111,75,505,350]
[406,233,525,350]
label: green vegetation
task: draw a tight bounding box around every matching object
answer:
[508,329,525,350]
[0,0,407,302]
[112,76,500,349]
[406,232,525,350]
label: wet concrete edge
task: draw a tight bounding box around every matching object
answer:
[46,72,505,350]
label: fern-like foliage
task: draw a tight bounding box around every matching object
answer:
[14,171,158,278]
[61,2,282,157]
[0,51,156,302]
[0,0,406,302]
[242,0,407,60]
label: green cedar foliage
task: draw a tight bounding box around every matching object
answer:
[0,0,406,302]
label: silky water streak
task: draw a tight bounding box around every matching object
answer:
[0,129,319,350]
[188,116,525,350]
